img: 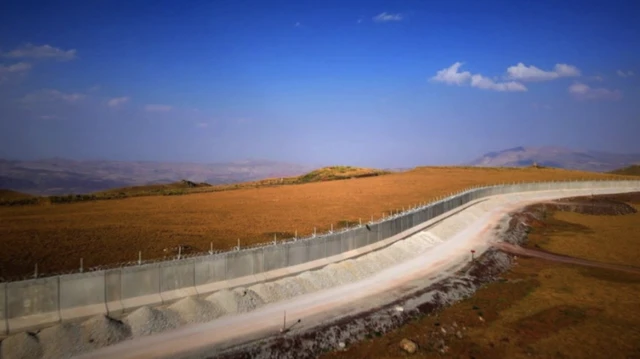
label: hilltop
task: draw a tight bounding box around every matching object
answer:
[609,165,640,176]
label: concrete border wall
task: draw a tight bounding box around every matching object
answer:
[2,180,639,335]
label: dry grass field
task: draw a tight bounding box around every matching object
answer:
[609,164,640,176]
[0,189,34,201]
[0,166,631,279]
[528,199,640,267]
[320,194,640,359]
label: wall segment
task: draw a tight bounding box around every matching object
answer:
[1,179,639,336]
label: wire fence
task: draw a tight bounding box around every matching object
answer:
[1,178,632,282]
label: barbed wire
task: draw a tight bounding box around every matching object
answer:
[1,178,634,282]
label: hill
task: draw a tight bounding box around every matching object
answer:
[0,189,34,201]
[468,146,640,172]
[72,167,388,202]
[608,165,640,176]
[0,158,312,196]
[296,166,389,182]
[97,179,213,197]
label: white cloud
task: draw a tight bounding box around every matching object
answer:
[21,89,85,103]
[3,43,77,61]
[144,104,173,112]
[107,96,130,107]
[617,69,635,78]
[568,82,622,101]
[0,62,31,83]
[373,12,403,23]
[470,74,527,92]
[0,62,32,74]
[506,62,581,82]
[430,62,471,85]
[430,62,527,92]
[39,115,59,120]
[294,22,301,27]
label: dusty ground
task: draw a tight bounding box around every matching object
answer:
[316,193,640,359]
[0,167,628,279]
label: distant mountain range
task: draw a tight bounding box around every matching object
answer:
[468,146,640,172]
[3,147,638,196]
[0,158,313,195]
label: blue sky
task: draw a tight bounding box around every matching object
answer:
[0,0,639,168]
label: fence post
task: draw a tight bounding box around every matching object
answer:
[138,251,142,265]
[34,263,38,279]
[80,258,83,273]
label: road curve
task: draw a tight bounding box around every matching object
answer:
[74,186,640,359]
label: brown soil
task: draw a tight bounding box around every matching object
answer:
[0,167,630,279]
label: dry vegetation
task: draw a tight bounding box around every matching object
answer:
[609,164,640,176]
[0,166,633,279]
[0,189,33,201]
[321,194,640,359]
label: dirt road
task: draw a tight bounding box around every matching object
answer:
[493,242,640,275]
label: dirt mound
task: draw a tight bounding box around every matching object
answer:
[39,322,84,358]
[0,332,43,359]
[169,296,225,324]
[81,314,131,350]
[124,306,181,338]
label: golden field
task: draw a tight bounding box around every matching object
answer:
[0,166,631,279]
